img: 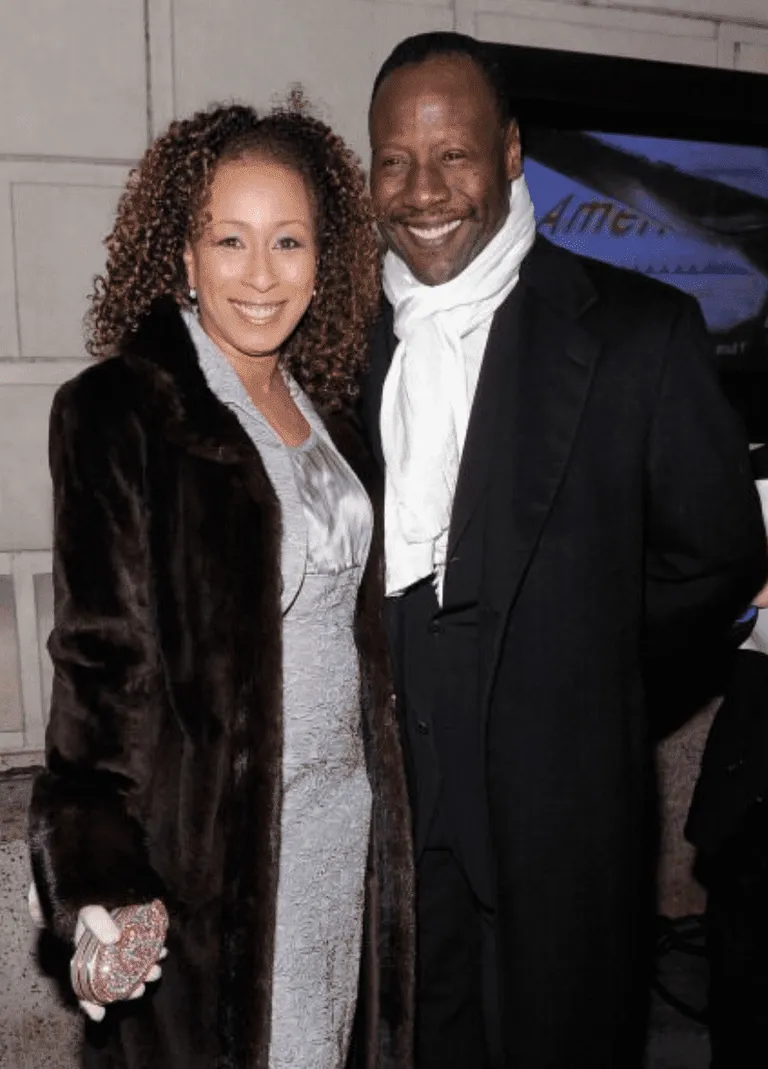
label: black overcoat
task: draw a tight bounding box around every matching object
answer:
[29,298,415,1069]
[362,238,767,1068]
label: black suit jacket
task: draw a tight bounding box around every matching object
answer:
[362,237,767,1069]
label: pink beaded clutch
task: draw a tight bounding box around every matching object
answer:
[70,899,168,1006]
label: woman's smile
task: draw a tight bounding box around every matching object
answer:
[229,298,286,325]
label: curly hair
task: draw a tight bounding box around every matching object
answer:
[87,96,381,410]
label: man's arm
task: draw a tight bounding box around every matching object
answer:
[748,449,768,607]
[643,297,767,731]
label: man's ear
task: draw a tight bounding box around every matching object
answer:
[504,121,523,181]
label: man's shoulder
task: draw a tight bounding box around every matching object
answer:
[529,237,697,323]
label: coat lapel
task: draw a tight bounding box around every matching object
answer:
[122,298,263,463]
[121,299,314,606]
[120,298,290,503]
[481,240,602,704]
[447,287,523,558]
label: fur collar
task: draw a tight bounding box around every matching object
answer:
[119,296,267,465]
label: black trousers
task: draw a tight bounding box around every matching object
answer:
[703,801,768,1068]
[416,848,503,1069]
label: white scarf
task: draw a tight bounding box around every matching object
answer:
[380,176,537,602]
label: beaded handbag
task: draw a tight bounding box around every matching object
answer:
[70,899,168,1005]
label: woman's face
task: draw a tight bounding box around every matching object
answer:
[183,155,317,364]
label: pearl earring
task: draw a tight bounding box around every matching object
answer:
[189,287,197,303]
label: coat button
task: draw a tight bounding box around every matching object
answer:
[428,620,442,635]
[416,720,430,735]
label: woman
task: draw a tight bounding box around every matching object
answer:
[27,100,414,1069]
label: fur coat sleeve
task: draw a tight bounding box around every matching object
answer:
[29,376,165,944]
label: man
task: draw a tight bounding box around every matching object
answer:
[361,30,768,1069]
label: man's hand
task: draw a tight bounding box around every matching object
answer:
[753,575,768,609]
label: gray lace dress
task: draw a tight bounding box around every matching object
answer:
[184,312,373,1069]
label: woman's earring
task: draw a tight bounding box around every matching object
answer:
[189,287,197,304]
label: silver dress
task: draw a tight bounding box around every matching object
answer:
[184,313,373,1069]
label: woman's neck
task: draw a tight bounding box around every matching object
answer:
[228,351,283,399]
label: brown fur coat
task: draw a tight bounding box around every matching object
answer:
[28,298,414,1069]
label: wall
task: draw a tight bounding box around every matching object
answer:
[0,1,766,1065]
[457,0,768,69]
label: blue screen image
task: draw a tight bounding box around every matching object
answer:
[524,131,768,369]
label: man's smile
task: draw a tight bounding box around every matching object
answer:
[403,218,464,243]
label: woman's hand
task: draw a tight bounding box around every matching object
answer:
[27,882,166,1020]
[74,905,166,1020]
[27,880,44,928]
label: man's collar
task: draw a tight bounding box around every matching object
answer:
[519,236,599,320]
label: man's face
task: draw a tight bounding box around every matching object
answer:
[369,54,522,286]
